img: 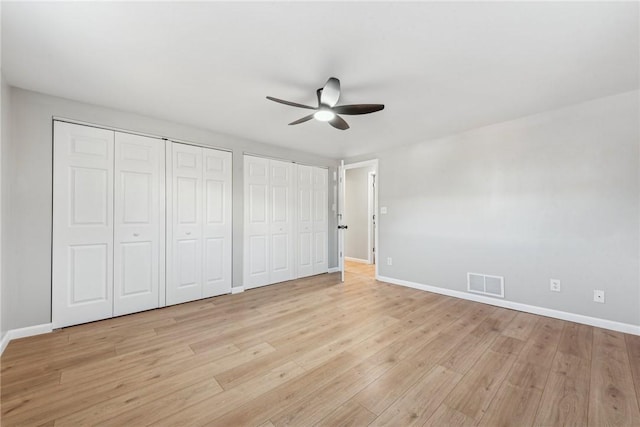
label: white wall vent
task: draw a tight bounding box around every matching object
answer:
[467,273,504,298]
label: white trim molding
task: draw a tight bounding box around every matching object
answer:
[328,267,340,273]
[345,257,370,264]
[231,286,245,295]
[1,323,54,355]
[378,275,640,336]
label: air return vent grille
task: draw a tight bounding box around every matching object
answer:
[467,273,504,298]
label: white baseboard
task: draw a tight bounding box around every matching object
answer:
[231,286,245,294]
[0,323,54,355]
[345,257,370,264]
[377,275,640,336]
[328,267,340,273]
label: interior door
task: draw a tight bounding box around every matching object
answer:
[312,167,329,275]
[269,159,295,284]
[113,132,164,316]
[338,160,346,282]
[168,143,203,304]
[52,122,115,328]
[297,165,314,278]
[202,148,232,297]
[244,155,270,288]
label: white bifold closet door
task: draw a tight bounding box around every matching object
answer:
[244,155,295,289]
[166,142,232,305]
[297,165,329,277]
[53,122,165,328]
[297,165,315,278]
[113,132,165,316]
[312,167,329,275]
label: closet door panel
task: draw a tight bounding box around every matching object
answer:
[168,143,203,304]
[244,156,270,288]
[269,160,295,284]
[203,149,232,297]
[313,168,329,274]
[53,122,114,328]
[113,133,164,316]
[297,165,314,278]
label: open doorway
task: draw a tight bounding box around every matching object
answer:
[340,160,378,280]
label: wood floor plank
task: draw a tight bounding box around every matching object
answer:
[2,262,639,426]
[269,352,395,426]
[2,343,262,425]
[625,334,640,410]
[533,351,590,427]
[213,314,396,390]
[369,365,462,426]
[293,315,398,370]
[59,343,194,384]
[53,373,223,426]
[477,383,542,427]
[502,311,540,341]
[96,377,224,426]
[205,352,362,427]
[315,399,377,427]
[441,350,516,422]
[353,360,428,415]
[588,329,640,427]
[557,322,593,360]
[423,404,477,426]
[1,346,198,418]
[151,361,306,426]
[490,335,525,356]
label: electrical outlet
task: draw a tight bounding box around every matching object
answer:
[380,207,388,214]
[593,290,605,303]
[550,279,561,292]
[387,257,393,266]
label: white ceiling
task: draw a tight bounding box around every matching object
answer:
[2,1,638,159]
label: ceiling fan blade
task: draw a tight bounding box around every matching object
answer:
[288,114,315,126]
[320,77,340,107]
[328,115,349,130]
[266,96,315,110]
[332,104,385,115]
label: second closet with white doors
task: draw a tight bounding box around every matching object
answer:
[166,142,232,305]
[244,156,295,289]
[244,155,328,289]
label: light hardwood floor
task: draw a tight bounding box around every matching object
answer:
[2,261,639,426]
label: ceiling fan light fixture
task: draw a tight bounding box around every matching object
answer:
[314,109,335,122]
[267,77,384,130]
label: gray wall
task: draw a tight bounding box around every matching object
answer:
[344,166,375,261]
[2,87,339,331]
[348,91,640,326]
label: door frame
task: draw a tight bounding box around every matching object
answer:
[339,159,379,280]
[367,171,376,265]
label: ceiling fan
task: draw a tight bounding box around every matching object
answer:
[266,77,384,130]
